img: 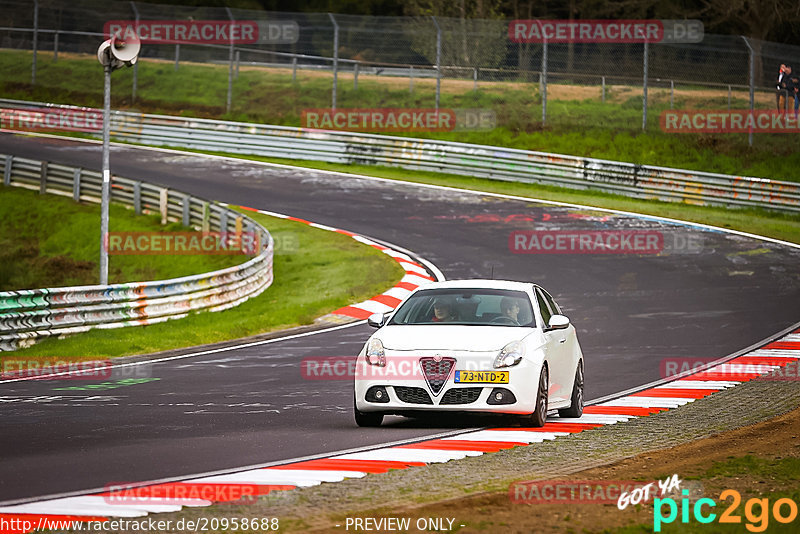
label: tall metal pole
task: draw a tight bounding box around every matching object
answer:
[226,7,235,114]
[130,1,139,103]
[100,64,111,285]
[32,0,39,85]
[642,41,649,130]
[432,16,441,111]
[741,36,755,147]
[329,13,339,110]
[541,40,548,126]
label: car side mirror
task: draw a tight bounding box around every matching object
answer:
[547,314,570,330]
[367,313,387,328]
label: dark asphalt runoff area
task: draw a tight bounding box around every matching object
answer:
[1,133,799,503]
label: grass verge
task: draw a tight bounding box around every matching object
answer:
[1,204,405,360]
[0,186,242,290]
[1,49,799,181]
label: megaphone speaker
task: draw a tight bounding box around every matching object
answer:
[110,36,141,63]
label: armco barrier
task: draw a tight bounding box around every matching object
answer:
[2,98,799,213]
[0,153,274,352]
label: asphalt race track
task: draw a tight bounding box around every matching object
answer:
[1,133,799,503]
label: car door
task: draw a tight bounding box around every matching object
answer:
[535,287,572,403]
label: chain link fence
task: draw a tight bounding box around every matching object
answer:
[2,0,800,140]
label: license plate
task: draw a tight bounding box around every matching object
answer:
[454,370,509,384]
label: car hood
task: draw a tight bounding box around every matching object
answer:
[377,325,536,352]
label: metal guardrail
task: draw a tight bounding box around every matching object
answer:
[2,98,799,213]
[0,152,274,352]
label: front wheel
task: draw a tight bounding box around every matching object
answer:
[354,396,384,427]
[523,366,548,427]
[558,361,584,418]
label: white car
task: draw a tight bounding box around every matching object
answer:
[353,280,585,427]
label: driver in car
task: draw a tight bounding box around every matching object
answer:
[500,297,521,323]
[431,297,458,322]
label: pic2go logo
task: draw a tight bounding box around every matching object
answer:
[654,490,798,532]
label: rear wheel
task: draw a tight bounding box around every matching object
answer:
[558,361,584,418]
[354,395,384,427]
[523,366,548,427]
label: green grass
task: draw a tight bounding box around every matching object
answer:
[0,186,242,290]
[2,49,799,182]
[4,207,404,359]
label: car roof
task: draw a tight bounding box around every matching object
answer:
[416,279,534,292]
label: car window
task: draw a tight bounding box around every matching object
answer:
[388,288,535,327]
[542,288,562,316]
[534,288,552,328]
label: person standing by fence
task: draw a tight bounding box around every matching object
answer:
[777,64,789,111]
[788,66,800,119]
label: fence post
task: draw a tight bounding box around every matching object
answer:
[226,7,235,114]
[473,67,478,91]
[642,41,648,131]
[728,84,731,110]
[602,76,605,103]
[3,155,12,186]
[741,36,755,147]
[53,31,58,62]
[39,161,47,194]
[133,181,141,214]
[329,13,339,111]
[235,50,240,79]
[220,209,229,233]
[353,62,359,90]
[202,202,210,232]
[32,0,39,85]
[73,167,81,201]
[130,1,139,103]
[292,56,297,82]
[541,40,548,126]
[409,65,414,92]
[174,44,180,71]
[182,195,191,226]
[670,80,674,109]
[159,188,168,225]
[432,16,441,111]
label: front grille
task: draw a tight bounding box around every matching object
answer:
[419,357,456,396]
[440,387,482,405]
[394,386,433,404]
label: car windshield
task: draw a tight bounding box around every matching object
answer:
[388,288,535,327]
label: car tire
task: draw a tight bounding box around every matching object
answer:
[524,366,548,427]
[354,395,384,427]
[558,361,584,418]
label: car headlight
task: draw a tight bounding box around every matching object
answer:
[494,341,524,369]
[365,338,386,367]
